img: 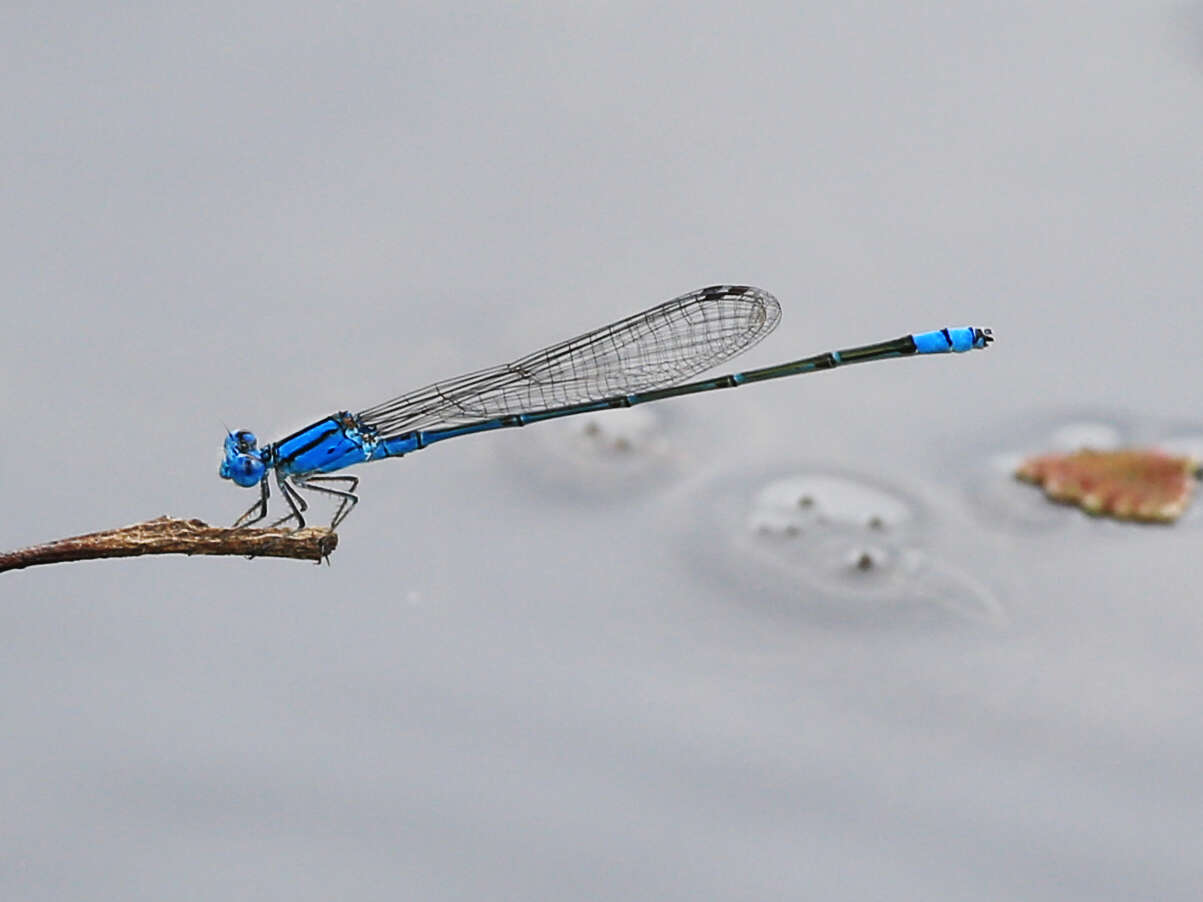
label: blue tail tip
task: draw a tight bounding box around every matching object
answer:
[951,326,994,351]
[914,326,994,354]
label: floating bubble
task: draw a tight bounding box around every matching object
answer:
[1046,422,1124,451]
[679,467,1003,626]
[499,406,678,501]
[1157,433,1203,462]
[746,474,915,534]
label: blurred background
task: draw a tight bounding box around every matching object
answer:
[3,2,1202,899]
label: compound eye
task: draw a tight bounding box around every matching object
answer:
[235,430,258,453]
[229,454,265,487]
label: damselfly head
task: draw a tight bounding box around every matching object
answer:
[219,429,266,487]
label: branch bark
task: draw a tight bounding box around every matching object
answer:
[0,516,337,574]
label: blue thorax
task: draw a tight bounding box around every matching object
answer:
[219,413,402,489]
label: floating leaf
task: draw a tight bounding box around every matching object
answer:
[1015,448,1199,523]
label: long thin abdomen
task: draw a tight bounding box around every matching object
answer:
[364,325,992,460]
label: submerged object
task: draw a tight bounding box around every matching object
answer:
[1015,448,1199,523]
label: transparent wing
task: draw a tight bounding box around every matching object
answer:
[357,285,782,437]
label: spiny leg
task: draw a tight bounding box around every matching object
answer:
[294,475,360,529]
[269,473,308,529]
[232,478,271,528]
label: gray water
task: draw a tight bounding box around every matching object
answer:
[4,3,1202,899]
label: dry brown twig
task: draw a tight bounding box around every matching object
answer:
[0,516,337,574]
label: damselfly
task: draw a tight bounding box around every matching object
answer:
[219,286,992,529]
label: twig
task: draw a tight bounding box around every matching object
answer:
[0,516,337,574]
